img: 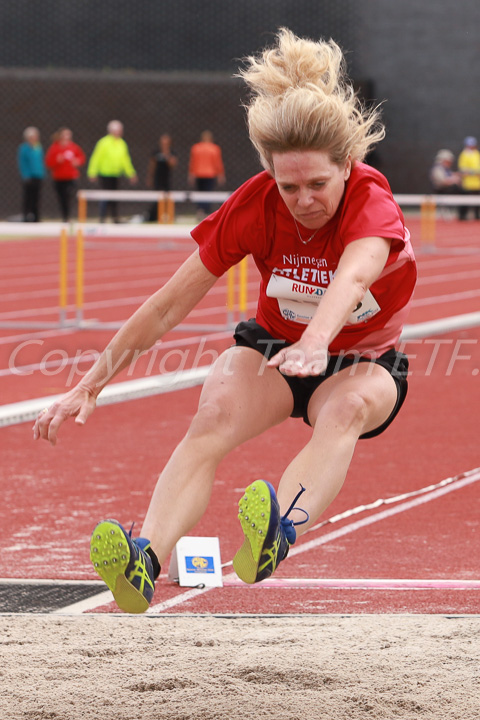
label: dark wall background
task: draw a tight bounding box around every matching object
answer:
[0,68,257,219]
[0,0,360,73]
[1,0,479,219]
[357,0,480,193]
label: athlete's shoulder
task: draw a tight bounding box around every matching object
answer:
[345,162,397,210]
[350,161,392,190]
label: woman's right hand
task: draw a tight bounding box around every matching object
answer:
[33,385,97,446]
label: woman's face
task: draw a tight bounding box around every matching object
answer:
[272,150,351,230]
[59,129,72,143]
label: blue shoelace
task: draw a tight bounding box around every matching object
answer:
[280,484,310,544]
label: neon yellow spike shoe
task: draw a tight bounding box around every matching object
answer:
[90,520,156,614]
[233,480,308,584]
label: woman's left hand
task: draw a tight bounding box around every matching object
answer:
[267,338,329,377]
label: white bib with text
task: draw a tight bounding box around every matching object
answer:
[266,274,381,325]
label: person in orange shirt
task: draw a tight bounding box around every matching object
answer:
[188,130,225,217]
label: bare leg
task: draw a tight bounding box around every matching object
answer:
[141,346,294,565]
[276,363,398,532]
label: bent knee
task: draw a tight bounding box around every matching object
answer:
[187,399,235,442]
[314,390,370,435]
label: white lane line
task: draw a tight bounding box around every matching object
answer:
[410,288,480,306]
[222,578,480,590]
[145,469,480,614]
[2,310,479,391]
[0,578,104,586]
[416,268,480,285]
[51,590,114,615]
[0,366,212,427]
[0,330,232,378]
[400,311,480,339]
[0,327,76,346]
[0,282,257,322]
[287,470,480,559]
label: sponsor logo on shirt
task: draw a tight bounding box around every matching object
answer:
[267,274,380,325]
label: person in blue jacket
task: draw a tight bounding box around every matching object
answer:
[18,127,46,222]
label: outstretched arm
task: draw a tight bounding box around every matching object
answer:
[34,249,218,445]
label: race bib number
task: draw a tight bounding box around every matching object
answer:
[266,274,380,325]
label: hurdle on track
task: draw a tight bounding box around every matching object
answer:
[58,226,68,327]
[76,188,480,252]
[1,189,479,332]
[0,222,249,332]
[0,224,80,331]
[0,225,87,331]
[77,189,229,224]
[71,227,248,333]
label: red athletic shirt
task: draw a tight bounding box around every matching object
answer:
[45,141,86,181]
[192,163,417,356]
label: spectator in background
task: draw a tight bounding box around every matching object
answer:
[430,149,461,193]
[457,136,480,220]
[17,127,45,222]
[429,149,461,220]
[45,127,86,223]
[145,133,178,222]
[87,120,137,223]
[188,130,225,218]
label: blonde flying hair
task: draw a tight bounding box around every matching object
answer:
[239,28,385,172]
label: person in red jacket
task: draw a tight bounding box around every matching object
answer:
[45,128,86,222]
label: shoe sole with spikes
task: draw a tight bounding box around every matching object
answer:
[90,520,154,614]
[233,479,288,584]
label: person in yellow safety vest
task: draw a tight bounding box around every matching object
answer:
[457,136,480,220]
[87,120,138,222]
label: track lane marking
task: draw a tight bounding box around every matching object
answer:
[2,313,479,397]
[143,469,480,615]
[222,578,480,590]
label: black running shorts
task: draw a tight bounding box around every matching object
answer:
[233,318,409,438]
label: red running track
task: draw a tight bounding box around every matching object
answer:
[0,218,479,614]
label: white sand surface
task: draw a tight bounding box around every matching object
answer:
[0,614,478,719]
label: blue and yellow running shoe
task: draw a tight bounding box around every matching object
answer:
[90,520,156,614]
[233,480,308,584]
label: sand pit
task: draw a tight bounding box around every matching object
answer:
[0,613,478,719]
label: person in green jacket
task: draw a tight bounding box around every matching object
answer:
[87,120,138,222]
